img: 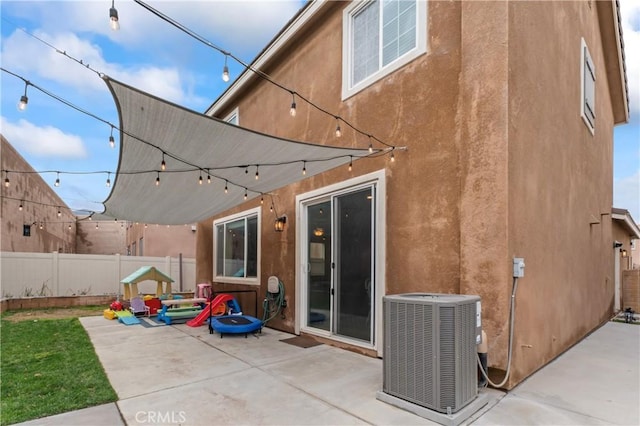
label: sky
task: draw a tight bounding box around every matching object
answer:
[1,0,639,222]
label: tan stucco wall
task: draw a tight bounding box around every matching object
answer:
[505,1,616,386]
[126,223,196,258]
[1,136,76,253]
[76,220,126,255]
[197,1,621,388]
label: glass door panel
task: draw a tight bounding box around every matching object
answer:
[334,188,373,342]
[306,201,331,331]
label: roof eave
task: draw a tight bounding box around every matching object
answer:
[205,0,329,117]
[596,0,630,125]
[612,208,640,239]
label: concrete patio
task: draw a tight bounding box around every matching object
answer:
[16,318,640,425]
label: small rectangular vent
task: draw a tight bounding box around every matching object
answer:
[382,293,481,414]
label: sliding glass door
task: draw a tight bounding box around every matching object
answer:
[304,186,375,344]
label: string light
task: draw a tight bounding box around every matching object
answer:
[4,171,9,187]
[39,223,44,230]
[260,195,264,205]
[106,172,111,187]
[57,207,62,217]
[68,224,72,230]
[289,92,297,117]
[222,55,230,82]
[96,222,99,229]
[390,149,395,162]
[207,173,211,184]
[109,125,115,148]
[161,152,166,171]
[54,172,60,187]
[368,136,373,153]
[302,161,306,176]
[224,180,228,194]
[244,188,248,200]
[348,156,353,172]
[109,0,120,31]
[155,172,160,186]
[255,166,259,180]
[198,172,203,185]
[335,118,342,138]
[18,82,29,111]
[19,200,23,211]
[270,204,273,213]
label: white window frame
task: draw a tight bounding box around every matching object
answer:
[295,170,386,356]
[342,0,427,100]
[224,107,239,126]
[213,207,261,285]
[580,38,595,134]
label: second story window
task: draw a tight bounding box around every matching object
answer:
[343,0,426,99]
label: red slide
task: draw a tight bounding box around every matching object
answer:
[186,294,235,327]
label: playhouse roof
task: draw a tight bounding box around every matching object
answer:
[120,266,174,284]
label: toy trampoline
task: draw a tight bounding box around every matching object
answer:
[209,315,263,338]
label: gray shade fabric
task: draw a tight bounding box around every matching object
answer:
[102,77,373,224]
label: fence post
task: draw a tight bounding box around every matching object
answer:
[115,253,121,296]
[52,251,59,297]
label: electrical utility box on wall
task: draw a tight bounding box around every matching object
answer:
[380,293,481,415]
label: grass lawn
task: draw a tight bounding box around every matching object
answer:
[0,309,117,425]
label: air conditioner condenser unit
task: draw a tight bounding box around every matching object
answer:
[379,293,482,415]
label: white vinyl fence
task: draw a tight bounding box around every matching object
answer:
[0,252,196,299]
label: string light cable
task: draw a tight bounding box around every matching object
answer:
[132,0,403,153]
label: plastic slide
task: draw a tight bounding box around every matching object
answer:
[186,293,235,327]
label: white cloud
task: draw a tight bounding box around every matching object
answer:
[1,29,193,104]
[614,170,640,221]
[620,0,640,120]
[1,117,88,158]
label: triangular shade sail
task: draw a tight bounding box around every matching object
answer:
[102,76,373,224]
[120,266,174,284]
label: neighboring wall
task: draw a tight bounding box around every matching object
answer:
[126,222,197,258]
[1,136,76,253]
[76,220,127,255]
[1,252,196,298]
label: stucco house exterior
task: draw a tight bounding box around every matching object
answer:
[195,0,629,389]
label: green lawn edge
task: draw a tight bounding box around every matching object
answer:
[0,317,118,425]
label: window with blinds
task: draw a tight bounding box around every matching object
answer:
[343,0,425,99]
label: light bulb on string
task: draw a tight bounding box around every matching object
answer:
[270,204,274,213]
[54,172,60,187]
[244,188,248,200]
[155,172,160,186]
[260,195,264,205]
[161,153,166,171]
[96,223,99,229]
[19,200,23,211]
[199,172,203,185]
[57,207,61,217]
[109,126,115,148]
[348,156,353,172]
[3,171,9,188]
[68,224,72,230]
[335,118,342,137]
[17,82,29,111]
[255,166,259,180]
[207,173,211,184]
[106,172,111,187]
[289,92,297,117]
[109,0,120,31]
[224,180,228,194]
[390,149,395,163]
[222,55,230,82]
[302,161,306,176]
[368,136,373,153]
[39,223,43,230]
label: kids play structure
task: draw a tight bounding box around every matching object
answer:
[120,266,174,300]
